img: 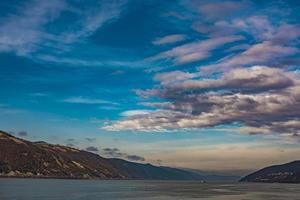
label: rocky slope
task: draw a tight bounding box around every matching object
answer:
[240,160,300,183]
[0,130,202,180]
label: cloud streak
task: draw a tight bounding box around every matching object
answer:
[0,0,65,55]
[147,35,244,65]
[0,0,127,62]
[62,97,118,105]
[152,34,187,45]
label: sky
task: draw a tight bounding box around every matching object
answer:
[1,0,300,175]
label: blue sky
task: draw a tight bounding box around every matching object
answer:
[1,0,300,174]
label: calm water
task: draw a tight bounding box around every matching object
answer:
[0,179,299,200]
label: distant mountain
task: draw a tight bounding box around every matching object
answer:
[184,169,241,182]
[240,160,300,183]
[0,130,203,180]
[110,158,202,180]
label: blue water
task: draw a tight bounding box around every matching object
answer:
[0,178,299,200]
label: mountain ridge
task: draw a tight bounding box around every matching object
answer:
[240,160,300,183]
[0,130,203,180]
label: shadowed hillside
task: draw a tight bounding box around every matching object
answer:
[240,161,300,183]
[0,130,203,180]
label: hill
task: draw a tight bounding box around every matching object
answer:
[240,160,300,183]
[0,130,203,180]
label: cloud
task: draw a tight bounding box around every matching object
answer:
[147,35,244,65]
[191,16,300,70]
[62,97,118,105]
[57,0,126,44]
[154,70,196,86]
[0,0,127,60]
[98,105,121,110]
[126,155,145,162]
[201,41,299,74]
[102,66,300,137]
[18,131,28,137]
[120,110,153,117]
[163,66,296,93]
[102,148,145,162]
[230,17,300,42]
[102,148,124,157]
[197,1,249,20]
[152,34,187,45]
[0,0,65,55]
[85,146,99,152]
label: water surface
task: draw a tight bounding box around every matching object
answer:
[0,178,299,200]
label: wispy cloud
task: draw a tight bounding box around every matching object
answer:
[0,105,27,115]
[62,97,118,105]
[196,0,250,20]
[201,41,299,74]
[147,35,244,65]
[152,34,187,45]
[0,0,127,63]
[120,110,153,117]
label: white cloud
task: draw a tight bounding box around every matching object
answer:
[120,110,153,117]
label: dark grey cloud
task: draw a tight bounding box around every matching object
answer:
[103,148,120,152]
[18,131,28,137]
[85,146,99,152]
[102,148,145,162]
[126,155,145,162]
[102,148,125,157]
